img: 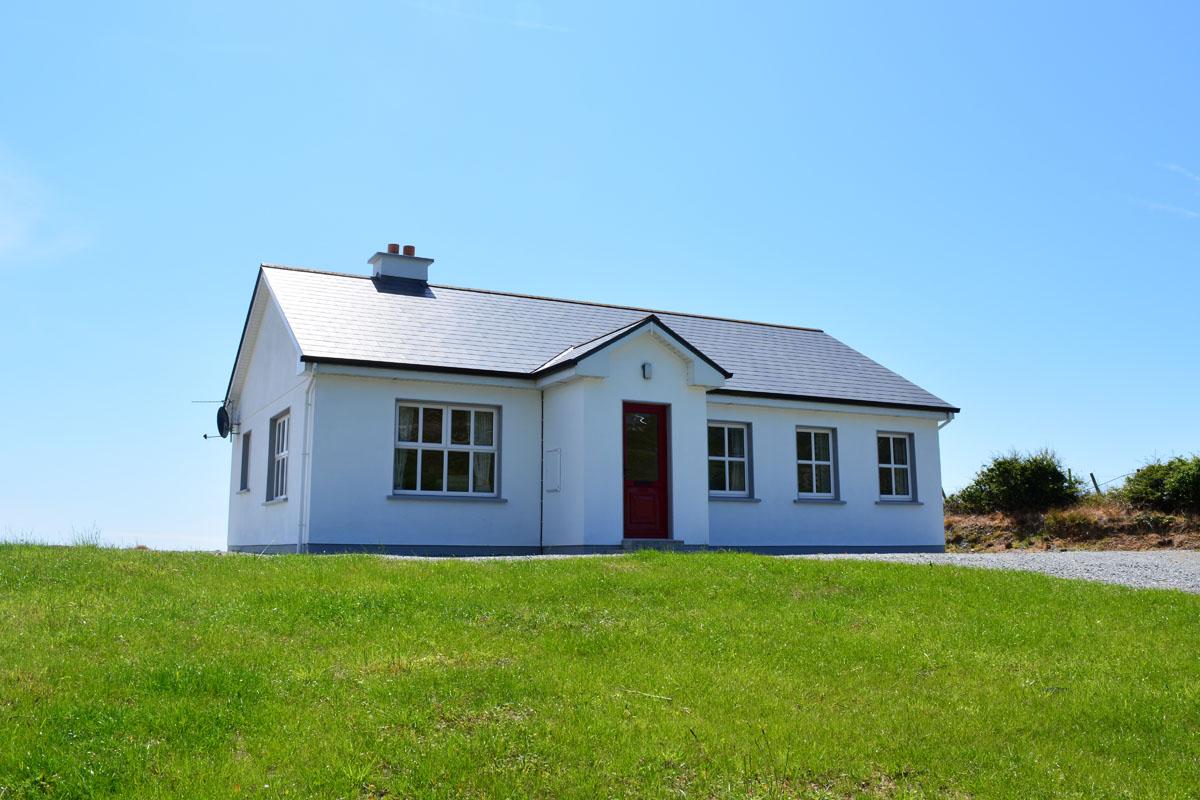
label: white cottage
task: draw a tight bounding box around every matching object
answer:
[222,244,958,555]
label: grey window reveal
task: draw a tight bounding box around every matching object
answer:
[394,402,499,496]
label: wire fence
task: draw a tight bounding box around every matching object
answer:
[1094,472,1134,489]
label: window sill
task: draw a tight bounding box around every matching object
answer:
[387,494,508,503]
[236,489,250,495]
[794,498,846,505]
[262,497,287,506]
[709,496,761,503]
[876,500,923,506]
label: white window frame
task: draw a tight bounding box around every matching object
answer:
[877,432,914,501]
[708,422,750,497]
[268,413,289,502]
[796,427,836,499]
[393,402,499,497]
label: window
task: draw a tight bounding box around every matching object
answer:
[796,428,835,497]
[394,403,498,496]
[267,412,289,501]
[878,433,913,500]
[239,431,251,492]
[708,422,749,496]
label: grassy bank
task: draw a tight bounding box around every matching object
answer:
[2,546,1199,799]
[946,499,1200,551]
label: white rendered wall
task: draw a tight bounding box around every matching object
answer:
[540,331,712,547]
[540,379,586,548]
[226,296,309,551]
[705,399,945,549]
[304,373,542,550]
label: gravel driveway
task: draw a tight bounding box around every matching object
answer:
[795,551,1200,594]
[370,549,1200,594]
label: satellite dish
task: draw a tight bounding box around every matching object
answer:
[216,406,231,438]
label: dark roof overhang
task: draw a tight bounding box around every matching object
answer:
[709,388,960,414]
[530,314,733,380]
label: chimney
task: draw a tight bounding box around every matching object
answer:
[369,243,434,281]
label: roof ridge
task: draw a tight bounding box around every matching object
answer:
[261,262,371,280]
[259,262,825,333]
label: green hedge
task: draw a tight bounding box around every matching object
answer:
[1119,456,1200,514]
[950,449,1083,514]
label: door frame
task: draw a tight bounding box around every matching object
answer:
[621,401,671,539]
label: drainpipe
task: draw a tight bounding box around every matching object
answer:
[937,411,954,504]
[297,365,317,554]
[538,389,545,554]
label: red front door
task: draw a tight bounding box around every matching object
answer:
[623,402,669,539]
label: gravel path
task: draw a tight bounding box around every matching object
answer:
[342,549,1200,594]
[794,551,1200,593]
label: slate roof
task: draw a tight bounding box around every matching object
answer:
[251,264,958,413]
[532,314,733,380]
[534,316,651,373]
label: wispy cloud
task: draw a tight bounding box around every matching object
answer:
[1137,163,1200,221]
[1163,163,1200,184]
[0,143,90,267]
[512,18,572,33]
[406,1,572,33]
[1140,199,1200,220]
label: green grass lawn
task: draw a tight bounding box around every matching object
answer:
[1,547,1198,799]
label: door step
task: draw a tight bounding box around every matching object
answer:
[621,538,684,552]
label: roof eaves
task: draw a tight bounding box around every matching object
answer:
[530,314,733,380]
[648,315,735,379]
[709,388,960,414]
[298,355,533,381]
[260,262,372,281]
[532,316,650,373]
[224,268,267,406]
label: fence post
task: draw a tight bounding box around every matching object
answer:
[1090,472,1102,495]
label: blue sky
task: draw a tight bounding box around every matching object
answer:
[1,1,1197,549]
